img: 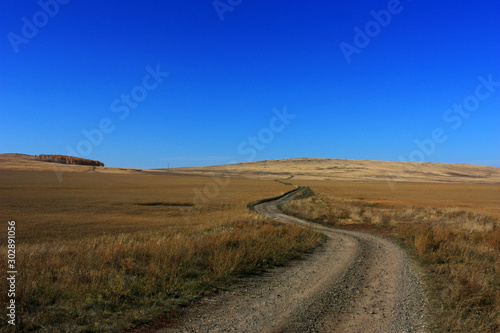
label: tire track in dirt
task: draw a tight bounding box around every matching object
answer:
[158,188,427,332]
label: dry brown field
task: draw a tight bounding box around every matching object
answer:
[281,181,500,332]
[168,157,500,183]
[0,154,322,331]
[293,180,500,219]
[0,168,291,244]
[1,153,499,331]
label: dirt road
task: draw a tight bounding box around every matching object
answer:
[160,188,427,332]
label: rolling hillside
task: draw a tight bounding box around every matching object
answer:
[2,154,500,183]
[167,158,500,183]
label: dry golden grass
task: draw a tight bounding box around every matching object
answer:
[293,181,500,219]
[281,184,500,332]
[0,157,322,332]
[0,168,296,244]
[0,218,321,332]
[2,154,499,331]
[168,157,500,183]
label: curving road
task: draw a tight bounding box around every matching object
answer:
[161,188,427,332]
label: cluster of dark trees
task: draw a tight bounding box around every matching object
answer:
[34,154,104,167]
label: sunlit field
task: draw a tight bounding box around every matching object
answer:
[0,165,322,332]
[293,180,500,219]
[3,1,499,331]
[1,155,499,332]
[0,168,297,243]
[282,182,500,332]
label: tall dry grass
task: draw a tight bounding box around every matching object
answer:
[281,192,500,332]
[0,212,321,332]
[0,170,324,332]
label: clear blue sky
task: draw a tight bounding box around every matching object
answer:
[1,1,499,168]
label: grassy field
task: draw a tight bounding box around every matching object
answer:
[281,182,500,332]
[2,154,499,332]
[0,169,301,243]
[0,160,322,332]
[292,181,500,219]
[168,157,500,183]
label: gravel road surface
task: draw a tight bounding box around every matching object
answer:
[159,188,427,332]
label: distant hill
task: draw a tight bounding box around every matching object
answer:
[166,158,500,184]
[2,154,499,184]
[0,154,144,175]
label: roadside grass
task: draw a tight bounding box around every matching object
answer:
[0,170,323,332]
[0,205,322,332]
[281,191,500,332]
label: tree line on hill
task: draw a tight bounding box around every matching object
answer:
[34,154,104,167]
